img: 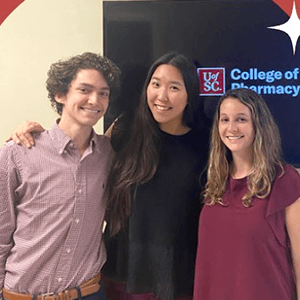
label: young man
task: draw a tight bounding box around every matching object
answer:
[0,52,120,300]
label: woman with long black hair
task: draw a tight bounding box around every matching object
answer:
[103,52,208,300]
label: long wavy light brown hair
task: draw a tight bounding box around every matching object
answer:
[105,52,199,235]
[204,88,284,207]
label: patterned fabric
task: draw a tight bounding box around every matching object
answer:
[193,165,300,300]
[0,123,112,294]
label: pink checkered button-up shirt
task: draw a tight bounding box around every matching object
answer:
[0,123,112,295]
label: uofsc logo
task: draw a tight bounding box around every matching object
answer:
[198,68,225,96]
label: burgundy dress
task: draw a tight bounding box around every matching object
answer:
[193,165,300,300]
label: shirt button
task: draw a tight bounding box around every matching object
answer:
[58,277,62,283]
[63,150,67,154]
[66,248,71,253]
[75,219,80,224]
[78,189,82,194]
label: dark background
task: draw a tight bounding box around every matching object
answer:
[103,0,300,167]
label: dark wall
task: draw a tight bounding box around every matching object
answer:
[104,0,300,166]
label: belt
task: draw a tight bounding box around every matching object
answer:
[3,274,101,300]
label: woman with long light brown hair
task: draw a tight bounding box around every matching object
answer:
[193,88,300,300]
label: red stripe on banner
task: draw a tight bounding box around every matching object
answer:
[0,0,26,26]
[271,0,300,16]
[0,0,298,27]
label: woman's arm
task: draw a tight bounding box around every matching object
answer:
[286,197,300,300]
[5,120,45,148]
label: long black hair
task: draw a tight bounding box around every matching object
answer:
[106,52,199,235]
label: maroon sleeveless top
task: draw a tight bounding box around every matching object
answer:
[193,165,300,300]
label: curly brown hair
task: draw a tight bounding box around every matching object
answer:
[46,52,121,115]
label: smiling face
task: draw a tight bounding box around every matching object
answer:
[56,68,110,131]
[218,97,255,158]
[146,64,188,134]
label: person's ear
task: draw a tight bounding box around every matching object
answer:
[55,93,65,105]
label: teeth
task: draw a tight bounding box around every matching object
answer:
[227,136,243,140]
[82,108,99,114]
[155,105,170,111]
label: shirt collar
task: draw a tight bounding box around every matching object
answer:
[49,121,100,155]
[49,122,73,155]
[89,130,102,154]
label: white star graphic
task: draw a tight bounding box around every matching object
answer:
[268,1,300,55]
